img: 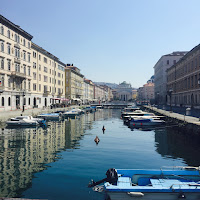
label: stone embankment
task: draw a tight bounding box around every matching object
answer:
[0,106,79,126]
[143,105,200,133]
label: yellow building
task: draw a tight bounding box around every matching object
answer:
[0,14,33,111]
[32,43,65,107]
[65,65,84,104]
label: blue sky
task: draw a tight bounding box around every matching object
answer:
[1,0,200,88]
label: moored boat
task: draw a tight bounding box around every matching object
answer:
[89,166,200,200]
[37,113,61,120]
[6,116,39,127]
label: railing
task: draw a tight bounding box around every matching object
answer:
[11,71,26,79]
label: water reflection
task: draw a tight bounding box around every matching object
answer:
[155,127,200,166]
[0,109,113,198]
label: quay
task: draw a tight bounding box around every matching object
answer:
[144,105,200,133]
[0,105,80,125]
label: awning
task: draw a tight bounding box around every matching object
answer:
[52,98,61,100]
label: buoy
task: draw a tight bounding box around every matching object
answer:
[94,136,100,144]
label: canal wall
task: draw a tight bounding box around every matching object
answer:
[143,106,200,134]
[0,105,81,126]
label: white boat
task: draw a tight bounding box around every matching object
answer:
[89,166,200,200]
[63,109,80,117]
[121,110,152,118]
[37,113,61,120]
[6,116,39,127]
[10,116,46,125]
[129,117,165,127]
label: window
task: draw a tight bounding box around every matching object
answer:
[24,65,26,75]
[7,60,11,70]
[44,66,48,72]
[23,39,26,46]
[28,53,30,62]
[28,66,31,76]
[173,60,176,64]
[15,34,17,42]
[8,97,11,106]
[33,84,36,91]
[44,75,48,82]
[167,60,169,65]
[7,44,11,54]
[49,77,51,83]
[23,51,26,61]
[44,57,47,63]
[39,54,41,60]
[39,64,41,71]
[33,72,36,80]
[1,41,4,52]
[29,98,30,105]
[8,76,11,87]
[33,51,36,58]
[1,26,4,35]
[39,84,41,91]
[24,80,26,90]
[15,63,20,72]
[7,30,10,38]
[1,58,4,69]
[28,42,30,49]
[39,74,41,81]
[28,80,31,90]
[33,62,36,69]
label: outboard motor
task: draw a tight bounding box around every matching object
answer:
[88,168,118,188]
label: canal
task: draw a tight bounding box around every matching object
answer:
[0,109,200,200]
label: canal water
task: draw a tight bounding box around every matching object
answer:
[0,109,200,200]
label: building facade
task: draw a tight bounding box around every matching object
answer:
[0,15,33,111]
[32,43,65,108]
[167,44,200,108]
[65,65,84,104]
[115,81,133,101]
[154,51,187,105]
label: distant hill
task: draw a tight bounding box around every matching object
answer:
[94,82,119,89]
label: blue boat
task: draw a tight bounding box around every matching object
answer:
[89,166,200,200]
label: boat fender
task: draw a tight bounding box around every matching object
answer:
[127,192,144,197]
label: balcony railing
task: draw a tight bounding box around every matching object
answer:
[14,57,21,63]
[11,71,26,79]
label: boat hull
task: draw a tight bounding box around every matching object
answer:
[107,191,200,200]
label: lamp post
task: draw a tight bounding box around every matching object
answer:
[168,89,173,112]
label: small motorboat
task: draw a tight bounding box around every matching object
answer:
[63,109,80,118]
[10,116,46,126]
[129,117,165,127]
[37,113,61,120]
[89,166,200,200]
[6,116,39,127]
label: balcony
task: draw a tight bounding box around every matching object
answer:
[14,57,21,64]
[43,91,50,97]
[11,71,26,79]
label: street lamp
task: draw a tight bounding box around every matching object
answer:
[168,89,173,112]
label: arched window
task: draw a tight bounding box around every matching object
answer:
[7,30,10,38]
[7,44,10,54]
[1,97,4,106]
[1,26,4,35]
[8,97,11,106]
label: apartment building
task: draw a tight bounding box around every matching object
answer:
[32,43,65,108]
[84,79,94,103]
[167,44,200,108]
[154,51,187,105]
[0,15,33,111]
[65,65,84,104]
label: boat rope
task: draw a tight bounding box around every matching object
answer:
[92,185,105,193]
